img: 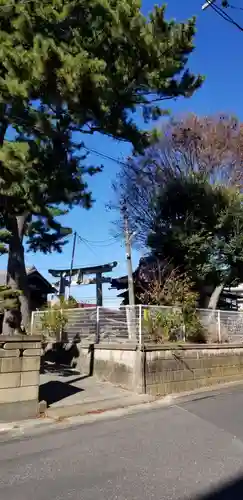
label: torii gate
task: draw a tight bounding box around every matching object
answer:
[49,262,118,306]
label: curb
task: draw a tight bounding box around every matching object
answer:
[0,396,155,439]
[1,379,243,440]
[0,417,55,436]
[45,394,154,419]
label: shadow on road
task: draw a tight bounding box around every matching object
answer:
[194,475,243,500]
[39,380,84,406]
[39,342,96,407]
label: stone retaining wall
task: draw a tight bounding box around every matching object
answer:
[78,343,243,395]
[0,335,42,422]
[144,345,243,396]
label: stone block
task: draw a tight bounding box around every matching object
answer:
[0,357,22,373]
[178,349,199,359]
[0,334,41,343]
[200,357,221,369]
[0,372,21,389]
[221,365,243,377]
[0,385,38,403]
[22,357,40,372]
[221,356,240,367]
[3,341,41,350]
[156,370,174,383]
[20,371,40,387]
[163,359,184,371]
[180,358,200,371]
[0,400,38,422]
[173,369,195,382]
[0,349,19,358]
[23,348,41,357]
[0,356,40,373]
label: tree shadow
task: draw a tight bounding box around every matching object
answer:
[194,475,243,500]
[39,380,84,407]
[40,341,80,374]
[39,343,96,406]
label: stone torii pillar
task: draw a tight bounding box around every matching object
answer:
[96,272,103,307]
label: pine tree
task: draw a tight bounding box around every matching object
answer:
[0,0,202,333]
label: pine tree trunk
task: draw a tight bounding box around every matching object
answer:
[2,214,30,335]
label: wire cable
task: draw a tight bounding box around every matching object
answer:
[80,236,122,248]
[83,146,128,168]
[76,234,99,259]
[227,3,243,12]
[210,1,243,31]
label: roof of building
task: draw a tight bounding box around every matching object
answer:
[0,266,55,293]
[110,255,163,290]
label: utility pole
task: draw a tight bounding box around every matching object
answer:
[67,231,77,301]
[121,203,136,340]
[201,0,216,10]
[122,204,135,306]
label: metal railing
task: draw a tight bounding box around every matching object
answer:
[31,305,243,345]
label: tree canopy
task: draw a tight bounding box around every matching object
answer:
[115,113,243,308]
[147,173,243,308]
[116,114,243,247]
[0,0,202,333]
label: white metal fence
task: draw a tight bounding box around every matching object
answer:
[31,305,243,345]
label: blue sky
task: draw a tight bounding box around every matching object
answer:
[5,0,243,304]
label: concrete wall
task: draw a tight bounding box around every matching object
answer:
[0,335,41,422]
[144,345,243,396]
[78,343,143,392]
[78,343,243,396]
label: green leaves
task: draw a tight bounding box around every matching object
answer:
[148,173,243,297]
[0,0,202,254]
[0,0,202,329]
[0,285,21,313]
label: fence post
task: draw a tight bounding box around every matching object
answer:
[182,321,186,342]
[96,306,100,343]
[60,308,64,342]
[217,310,221,343]
[30,311,34,335]
[139,305,142,347]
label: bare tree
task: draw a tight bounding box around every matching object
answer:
[114,113,243,247]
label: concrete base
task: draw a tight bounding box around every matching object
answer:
[0,400,39,423]
[78,343,143,392]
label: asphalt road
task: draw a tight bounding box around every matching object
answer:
[2,385,243,500]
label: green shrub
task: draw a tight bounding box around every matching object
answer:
[141,268,207,343]
[39,297,78,342]
[184,311,207,343]
[143,308,184,343]
[40,307,68,342]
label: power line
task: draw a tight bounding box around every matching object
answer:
[80,236,121,248]
[76,233,100,258]
[207,1,243,31]
[80,235,120,244]
[226,3,243,11]
[229,7,243,12]
[83,146,128,168]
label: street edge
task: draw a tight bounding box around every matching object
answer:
[1,378,243,441]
